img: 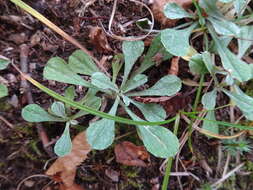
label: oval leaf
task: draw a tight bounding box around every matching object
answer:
[51,101,67,118]
[123,74,148,92]
[164,3,193,19]
[68,50,99,75]
[43,57,92,87]
[202,111,219,136]
[127,75,182,97]
[91,72,118,91]
[22,104,64,122]
[189,54,209,74]
[0,57,10,70]
[87,97,119,150]
[54,124,72,157]
[161,23,197,56]
[201,89,217,110]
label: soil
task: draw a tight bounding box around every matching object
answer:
[1,0,253,190]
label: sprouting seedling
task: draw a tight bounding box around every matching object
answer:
[22,37,182,158]
[160,0,253,136]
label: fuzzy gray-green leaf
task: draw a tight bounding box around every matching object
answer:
[68,50,99,75]
[201,89,217,110]
[91,72,118,91]
[43,57,92,87]
[87,97,119,150]
[54,124,72,156]
[164,3,193,19]
[127,75,181,97]
[161,23,197,56]
[208,25,251,82]
[123,74,148,92]
[124,107,179,158]
[203,111,219,135]
[51,101,67,118]
[22,104,64,122]
[238,26,253,58]
[122,41,144,81]
[189,54,209,75]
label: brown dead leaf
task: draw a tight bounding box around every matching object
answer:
[114,141,150,167]
[151,0,193,27]
[168,56,179,75]
[46,131,91,190]
[89,26,112,53]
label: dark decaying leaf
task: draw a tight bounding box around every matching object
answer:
[46,131,91,190]
[114,141,150,167]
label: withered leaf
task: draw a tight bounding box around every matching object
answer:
[46,131,91,189]
[168,56,179,75]
[114,141,150,167]
[89,26,112,53]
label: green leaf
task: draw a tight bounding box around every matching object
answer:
[209,36,232,53]
[164,3,193,19]
[201,89,217,109]
[73,89,101,119]
[133,35,172,75]
[87,97,119,150]
[202,51,216,74]
[161,23,197,56]
[51,101,67,118]
[22,104,64,122]
[91,72,118,91]
[208,17,241,36]
[199,0,222,18]
[189,54,209,74]
[0,84,8,98]
[124,107,179,158]
[43,57,92,87]
[238,26,253,58]
[122,95,131,106]
[54,123,72,156]
[112,54,123,83]
[123,74,148,92]
[223,86,253,120]
[202,111,219,135]
[234,0,248,15]
[131,100,166,122]
[208,25,251,82]
[122,41,144,82]
[64,86,76,101]
[0,57,10,70]
[68,50,99,75]
[127,75,182,97]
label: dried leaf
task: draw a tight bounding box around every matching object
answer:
[151,0,193,27]
[46,131,91,189]
[114,141,150,167]
[89,26,112,53]
[168,56,179,75]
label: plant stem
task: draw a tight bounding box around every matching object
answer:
[162,114,180,190]
[188,74,205,153]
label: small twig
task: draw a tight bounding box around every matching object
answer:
[211,163,244,189]
[19,44,53,157]
[0,116,14,129]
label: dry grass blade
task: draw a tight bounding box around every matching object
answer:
[46,131,91,189]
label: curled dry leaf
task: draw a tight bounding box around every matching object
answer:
[168,56,179,75]
[151,0,193,27]
[114,141,150,167]
[89,26,112,53]
[46,131,91,190]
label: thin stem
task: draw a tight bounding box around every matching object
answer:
[188,74,205,153]
[162,114,180,190]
